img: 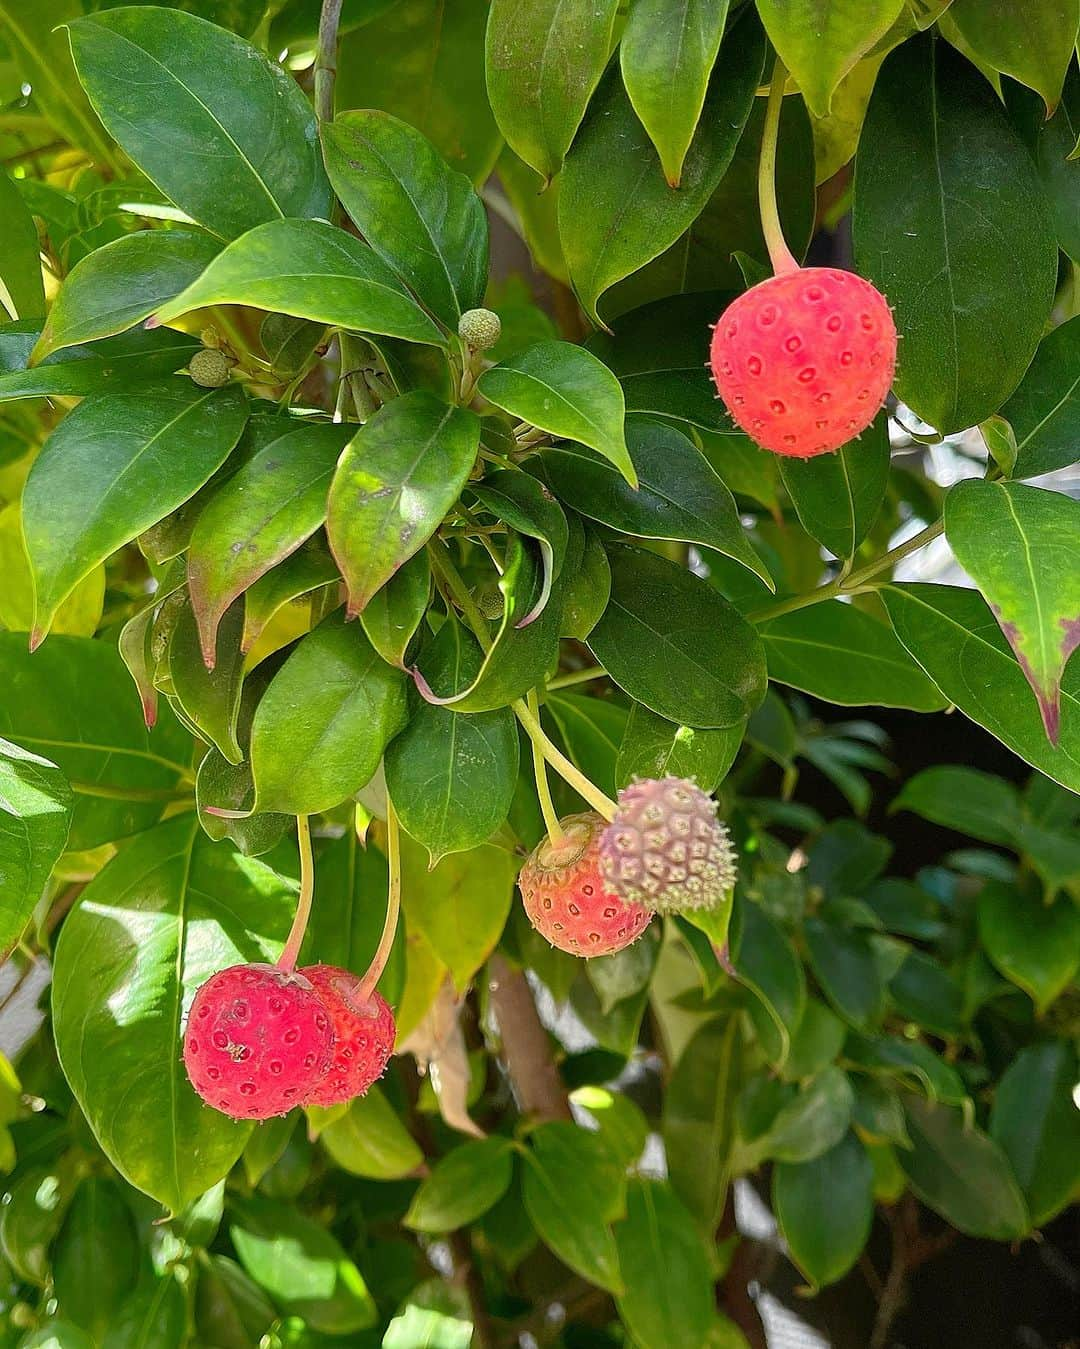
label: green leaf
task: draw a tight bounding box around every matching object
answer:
[558,11,764,325]
[1004,317,1080,480]
[614,1179,715,1349]
[32,230,220,362]
[0,324,201,404]
[0,169,45,322]
[522,1121,625,1294]
[619,0,729,187]
[405,1138,515,1232]
[318,1090,423,1181]
[0,739,71,957]
[773,1133,874,1290]
[948,0,1078,112]
[485,0,619,183]
[400,836,516,991]
[153,219,445,346]
[544,692,627,803]
[194,1254,276,1349]
[990,1042,1080,1226]
[188,420,352,666]
[781,998,847,1083]
[891,766,1022,844]
[887,951,965,1037]
[534,419,771,586]
[733,900,806,1067]
[328,392,479,615]
[241,543,340,658]
[67,7,331,239]
[323,110,488,327]
[845,1032,967,1105]
[470,471,568,626]
[53,1178,138,1341]
[52,818,299,1213]
[945,480,1080,744]
[977,880,1080,1013]
[854,34,1058,433]
[250,610,409,815]
[23,381,249,644]
[588,544,767,729]
[759,600,947,711]
[882,583,1080,794]
[756,1,903,117]
[229,1195,375,1333]
[359,550,432,670]
[166,595,245,764]
[778,412,890,559]
[0,635,190,851]
[101,1270,187,1349]
[1019,64,1080,262]
[805,916,883,1028]
[756,1066,855,1165]
[616,704,743,794]
[899,1093,1029,1239]
[478,341,635,487]
[560,519,611,640]
[386,623,519,863]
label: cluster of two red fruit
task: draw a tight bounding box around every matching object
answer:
[183,962,395,1120]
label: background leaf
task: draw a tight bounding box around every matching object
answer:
[0,169,45,322]
[0,739,71,957]
[947,0,1079,112]
[772,1132,874,1289]
[977,880,1080,1012]
[990,1042,1080,1226]
[778,412,890,559]
[1004,316,1079,480]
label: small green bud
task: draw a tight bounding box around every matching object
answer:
[457,307,502,351]
[188,348,232,388]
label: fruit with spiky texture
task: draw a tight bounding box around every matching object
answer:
[183,964,333,1120]
[518,811,653,956]
[457,307,502,351]
[300,964,396,1107]
[599,777,737,913]
[188,347,232,388]
[709,267,896,458]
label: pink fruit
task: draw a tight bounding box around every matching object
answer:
[183,963,333,1120]
[518,811,653,957]
[300,965,396,1107]
[709,266,897,458]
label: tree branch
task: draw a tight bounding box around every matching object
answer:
[487,955,571,1122]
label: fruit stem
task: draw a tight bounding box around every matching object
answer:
[314,0,344,124]
[546,665,606,691]
[512,697,617,822]
[428,540,493,652]
[278,814,314,973]
[759,56,800,278]
[358,797,402,1002]
[526,689,564,841]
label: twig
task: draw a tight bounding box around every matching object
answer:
[314,0,344,124]
[487,954,571,1122]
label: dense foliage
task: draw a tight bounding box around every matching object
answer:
[0,1,1077,1346]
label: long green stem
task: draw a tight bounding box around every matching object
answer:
[314,0,344,124]
[278,815,314,973]
[546,665,606,691]
[513,698,617,821]
[69,781,191,803]
[759,57,799,277]
[358,798,401,1001]
[526,689,564,841]
[428,540,492,650]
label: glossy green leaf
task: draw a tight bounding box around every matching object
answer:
[559,519,611,641]
[758,600,947,711]
[990,1042,1080,1226]
[544,693,627,804]
[845,1032,966,1105]
[323,110,488,327]
[977,880,1080,1012]
[386,623,518,863]
[485,0,619,182]
[805,916,883,1028]
[614,1179,714,1349]
[154,219,445,346]
[781,999,847,1083]
[471,470,568,626]
[405,1138,515,1232]
[52,1178,138,1340]
[899,1093,1029,1239]
[0,324,201,404]
[883,583,1080,794]
[67,7,331,239]
[1031,65,1080,260]
[773,1132,874,1289]
[757,1066,855,1165]
[757,1,903,117]
[478,341,634,486]
[0,1161,76,1286]
[32,230,220,361]
[522,1121,625,1294]
[558,12,764,325]
[250,610,409,815]
[101,1270,187,1349]
[616,704,743,794]
[188,420,352,665]
[1004,317,1080,480]
[589,544,767,729]
[52,817,298,1212]
[167,595,245,764]
[241,543,340,657]
[778,413,890,559]
[229,1195,375,1333]
[359,550,431,669]
[662,1018,741,1230]
[23,381,248,644]
[194,1254,276,1349]
[948,0,1078,112]
[328,393,479,615]
[854,34,1058,433]
[620,0,729,188]
[733,901,806,1067]
[0,739,71,957]
[0,169,44,322]
[891,766,1022,845]
[318,1090,423,1181]
[945,480,1080,744]
[888,951,965,1036]
[534,419,771,586]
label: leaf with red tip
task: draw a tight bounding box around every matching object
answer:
[945,480,1080,745]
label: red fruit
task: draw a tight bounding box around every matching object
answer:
[709,266,897,458]
[518,811,653,957]
[183,963,333,1120]
[300,965,395,1107]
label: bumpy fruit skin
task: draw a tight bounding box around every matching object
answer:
[457,307,502,351]
[300,965,396,1107]
[599,777,737,914]
[518,811,653,956]
[188,347,232,388]
[183,964,333,1120]
[709,266,896,457]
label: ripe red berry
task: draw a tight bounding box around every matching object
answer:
[518,811,653,957]
[300,965,396,1108]
[183,963,333,1120]
[709,266,897,458]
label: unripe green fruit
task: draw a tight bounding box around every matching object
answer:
[458,307,501,351]
[189,348,232,388]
